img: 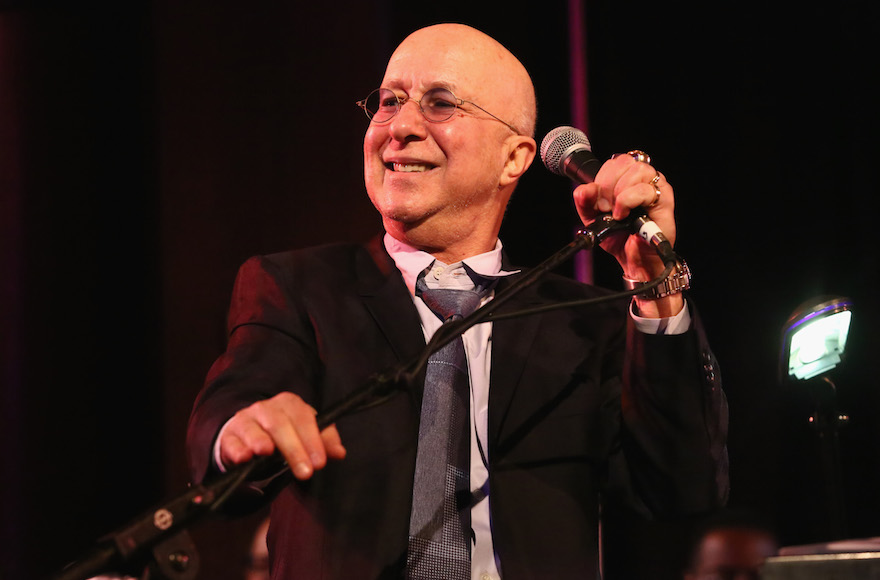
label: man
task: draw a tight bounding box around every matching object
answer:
[684,516,778,580]
[187,23,728,579]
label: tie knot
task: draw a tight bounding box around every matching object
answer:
[418,287,483,321]
[415,266,495,322]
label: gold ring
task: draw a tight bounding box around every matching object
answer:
[627,150,652,165]
[650,170,661,185]
[648,182,662,207]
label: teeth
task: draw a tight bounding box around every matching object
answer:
[392,163,429,173]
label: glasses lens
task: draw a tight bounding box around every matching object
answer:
[421,88,458,122]
[364,88,399,123]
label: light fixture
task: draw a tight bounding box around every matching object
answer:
[780,296,853,382]
[779,296,854,540]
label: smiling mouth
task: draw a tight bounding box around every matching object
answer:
[386,162,434,173]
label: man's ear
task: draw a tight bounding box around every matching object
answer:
[499,136,537,187]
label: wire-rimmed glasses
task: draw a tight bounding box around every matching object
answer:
[356,87,518,134]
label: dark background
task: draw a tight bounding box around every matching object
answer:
[1,1,877,579]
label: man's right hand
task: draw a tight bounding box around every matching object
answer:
[219,392,347,480]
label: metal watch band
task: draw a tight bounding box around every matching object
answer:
[622,260,691,300]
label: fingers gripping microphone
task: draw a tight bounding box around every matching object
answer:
[540,126,676,264]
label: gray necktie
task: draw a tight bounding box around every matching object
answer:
[406,271,493,580]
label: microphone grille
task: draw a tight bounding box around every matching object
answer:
[540,125,592,175]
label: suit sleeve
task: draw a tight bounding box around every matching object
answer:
[607,300,729,518]
[186,255,320,485]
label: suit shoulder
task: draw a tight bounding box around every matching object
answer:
[261,241,374,268]
[235,237,393,295]
[236,240,379,278]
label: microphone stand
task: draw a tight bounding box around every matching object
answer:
[49,214,677,580]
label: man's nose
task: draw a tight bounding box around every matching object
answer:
[388,99,428,141]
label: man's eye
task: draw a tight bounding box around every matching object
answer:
[379,97,400,108]
[425,92,457,111]
[431,99,456,109]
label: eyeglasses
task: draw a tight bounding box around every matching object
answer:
[356,87,519,134]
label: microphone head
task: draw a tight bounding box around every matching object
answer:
[540,125,592,176]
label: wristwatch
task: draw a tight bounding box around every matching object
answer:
[623,260,691,300]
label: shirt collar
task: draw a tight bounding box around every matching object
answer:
[383,233,519,295]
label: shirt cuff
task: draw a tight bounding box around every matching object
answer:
[212,419,233,473]
[630,299,691,335]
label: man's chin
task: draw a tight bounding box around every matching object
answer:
[382,211,431,231]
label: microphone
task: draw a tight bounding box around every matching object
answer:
[540,125,676,264]
[540,125,602,183]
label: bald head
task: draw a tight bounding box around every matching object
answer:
[386,24,537,137]
[364,23,539,262]
[686,526,778,580]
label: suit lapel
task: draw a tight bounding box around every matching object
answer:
[486,268,603,454]
[356,238,427,392]
[486,273,544,445]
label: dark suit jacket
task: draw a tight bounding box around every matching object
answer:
[187,238,728,580]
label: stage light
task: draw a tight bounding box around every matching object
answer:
[779,295,855,540]
[781,296,853,381]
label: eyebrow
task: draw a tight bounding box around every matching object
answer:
[381,80,461,95]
